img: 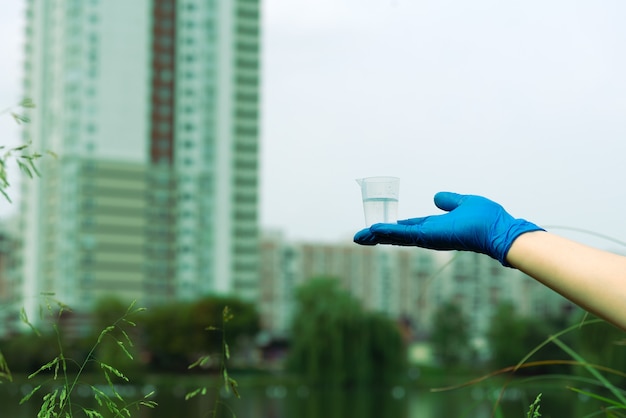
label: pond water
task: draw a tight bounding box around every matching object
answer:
[0,375,609,418]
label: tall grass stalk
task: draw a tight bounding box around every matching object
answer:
[526,393,542,418]
[19,297,157,417]
[550,336,626,406]
[431,309,626,417]
[0,98,54,202]
[0,349,12,383]
[186,305,240,418]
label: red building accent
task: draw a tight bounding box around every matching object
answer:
[150,0,176,164]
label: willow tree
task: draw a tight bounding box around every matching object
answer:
[287,277,406,387]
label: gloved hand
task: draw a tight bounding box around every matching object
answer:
[353,192,544,266]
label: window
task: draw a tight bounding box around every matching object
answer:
[158,52,173,65]
[157,87,172,100]
[160,69,173,82]
[158,105,171,116]
[157,122,170,133]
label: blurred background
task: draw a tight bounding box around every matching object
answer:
[1,1,626,417]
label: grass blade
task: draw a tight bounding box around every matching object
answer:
[567,386,626,409]
[552,336,626,406]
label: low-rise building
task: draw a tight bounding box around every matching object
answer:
[259,231,576,353]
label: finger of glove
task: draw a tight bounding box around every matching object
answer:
[433,191,465,212]
[368,223,417,246]
[353,228,381,245]
[385,215,469,250]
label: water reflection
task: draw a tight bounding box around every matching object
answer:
[136,384,567,418]
[0,380,602,418]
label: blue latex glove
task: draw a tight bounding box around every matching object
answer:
[353,192,544,266]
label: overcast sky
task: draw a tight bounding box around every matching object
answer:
[2,1,626,250]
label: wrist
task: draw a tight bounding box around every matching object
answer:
[498,220,545,267]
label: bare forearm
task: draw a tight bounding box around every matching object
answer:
[507,231,626,331]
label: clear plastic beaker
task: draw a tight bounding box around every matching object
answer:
[356,176,399,226]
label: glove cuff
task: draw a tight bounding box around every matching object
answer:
[495,220,545,267]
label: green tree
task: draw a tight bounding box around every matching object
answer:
[141,301,191,371]
[142,295,259,371]
[487,303,529,369]
[0,332,58,373]
[287,277,406,387]
[487,302,572,375]
[430,301,471,368]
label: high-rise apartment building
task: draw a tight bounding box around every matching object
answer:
[18,0,261,317]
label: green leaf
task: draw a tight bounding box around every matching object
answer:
[223,369,230,392]
[513,318,604,372]
[223,306,234,322]
[17,160,33,178]
[117,340,134,360]
[188,355,211,370]
[19,384,41,404]
[28,357,59,379]
[120,329,133,347]
[185,388,203,400]
[97,326,116,344]
[82,408,104,418]
[59,386,67,409]
[41,387,59,413]
[91,387,106,406]
[567,386,626,409]
[20,307,41,336]
[229,377,241,399]
[0,189,11,204]
[552,336,626,406]
[20,98,35,108]
[11,112,30,124]
[122,318,136,327]
[526,393,542,418]
[125,299,137,312]
[23,155,42,177]
[0,350,12,382]
[100,362,129,382]
[53,354,60,380]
